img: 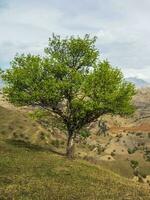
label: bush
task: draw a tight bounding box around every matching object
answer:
[144,149,150,161]
[39,131,46,140]
[116,134,122,138]
[111,152,115,157]
[136,132,143,137]
[128,147,137,154]
[29,110,47,120]
[97,145,105,155]
[13,131,18,138]
[140,171,147,179]
[133,170,139,176]
[130,160,139,169]
[88,144,96,151]
[79,129,91,138]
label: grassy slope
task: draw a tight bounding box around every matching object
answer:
[0,140,150,200]
[0,106,150,199]
[0,105,39,140]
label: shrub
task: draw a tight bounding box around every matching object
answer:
[39,131,46,140]
[79,129,91,138]
[133,170,139,176]
[97,145,105,155]
[140,172,147,179]
[88,144,96,151]
[130,160,139,169]
[13,131,18,138]
[136,132,143,137]
[29,110,47,120]
[111,152,115,157]
[144,149,150,161]
[128,147,137,154]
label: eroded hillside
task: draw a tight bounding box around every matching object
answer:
[0,88,150,183]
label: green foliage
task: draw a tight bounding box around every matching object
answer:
[130,160,139,169]
[79,129,91,138]
[128,147,137,154]
[29,109,47,120]
[144,149,150,161]
[2,34,136,153]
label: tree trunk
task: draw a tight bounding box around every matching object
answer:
[66,133,75,159]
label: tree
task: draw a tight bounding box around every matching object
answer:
[1,34,136,158]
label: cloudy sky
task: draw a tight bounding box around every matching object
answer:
[0,0,150,82]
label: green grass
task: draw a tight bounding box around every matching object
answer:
[0,106,39,141]
[0,106,150,199]
[0,139,150,200]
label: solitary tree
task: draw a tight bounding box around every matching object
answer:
[2,34,135,158]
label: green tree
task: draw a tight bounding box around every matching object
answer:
[2,34,136,158]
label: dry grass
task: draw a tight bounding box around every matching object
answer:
[0,138,150,200]
[0,98,150,199]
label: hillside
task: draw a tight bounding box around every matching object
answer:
[0,88,150,199]
[0,115,150,199]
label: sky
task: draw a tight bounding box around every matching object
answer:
[0,0,150,82]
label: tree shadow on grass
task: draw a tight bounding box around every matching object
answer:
[6,139,66,156]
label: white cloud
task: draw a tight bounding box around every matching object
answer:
[0,0,150,81]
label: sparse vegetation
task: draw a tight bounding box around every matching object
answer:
[97,145,105,155]
[111,151,115,157]
[0,89,150,198]
[0,126,149,199]
[130,160,139,169]
[79,129,91,138]
[136,132,143,136]
[144,149,150,161]
[128,147,138,154]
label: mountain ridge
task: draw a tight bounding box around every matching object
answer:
[126,77,150,88]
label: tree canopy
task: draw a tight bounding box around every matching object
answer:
[2,34,136,158]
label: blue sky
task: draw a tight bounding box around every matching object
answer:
[0,0,150,81]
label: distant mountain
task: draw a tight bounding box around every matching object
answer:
[126,77,150,88]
